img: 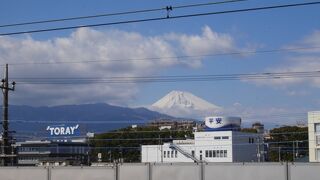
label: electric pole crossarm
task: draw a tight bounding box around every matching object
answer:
[0,81,16,91]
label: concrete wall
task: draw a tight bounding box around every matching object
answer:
[308,111,320,162]
[141,145,162,163]
[205,163,286,180]
[289,163,320,180]
[0,163,319,180]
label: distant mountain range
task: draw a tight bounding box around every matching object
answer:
[0,91,280,140]
[150,90,222,119]
[2,103,172,138]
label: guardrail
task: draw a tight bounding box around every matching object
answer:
[0,162,319,180]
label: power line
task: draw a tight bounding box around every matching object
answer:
[0,8,165,29]
[12,70,320,85]
[173,0,247,9]
[13,128,311,136]
[12,70,320,79]
[5,112,308,125]
[0,0,246,28]
[3,140,311,149]
[1,1,319,36]
[2,46,319,67]
[7,138,312,144]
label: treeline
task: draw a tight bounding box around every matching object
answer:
[89,126,193,163]
[89,125,309,163]
[267,126,308,162]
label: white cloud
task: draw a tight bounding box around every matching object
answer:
[247,30,320,89]
[0,27,246,106]
[164,26,247,67]
[167,26,235,54]
[222,103,307,126]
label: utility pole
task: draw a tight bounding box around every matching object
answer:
[292,141,295,162]
[278,147,281,162]
[257,137,261,162]
[0,64,16,166]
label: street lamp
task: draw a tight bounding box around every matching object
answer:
[294,140,304,161]
[278,147,281,162]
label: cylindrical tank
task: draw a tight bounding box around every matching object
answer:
[204,116,241,131]
[252,122,264,134]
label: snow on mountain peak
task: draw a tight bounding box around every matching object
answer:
[150,91,222,118]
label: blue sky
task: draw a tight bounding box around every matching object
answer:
[0,0,320,124]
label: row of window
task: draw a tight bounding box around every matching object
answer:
[214,136,229,140]
[163,150,178,158]
[19,157,39,161]
[18,146,87,154]
[205,150,228,158]
[19,147,40,151]
[163,149,228,159]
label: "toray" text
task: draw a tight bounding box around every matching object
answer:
[46,124,79,136]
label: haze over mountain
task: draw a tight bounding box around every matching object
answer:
[150,90,222,119]
[3,103,172,138]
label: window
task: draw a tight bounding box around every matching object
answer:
[175,151,178,158]
[209,150,212,158]
[222,136,229,140]
[167,151,170,158]
[316,123,320,133]
[317,136,320,145]
[200,150,202,153]
[212,150,216,158]
[164,151,166,158]
[224,150,227,157]
[249,138,255,144]
[205,150,208,157]
[220,150,224,157]
[191,150,195,157]
[171,151,174,158]
[214,136,221,140]
[217,150,220,157]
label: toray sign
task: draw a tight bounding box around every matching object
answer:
[46,124,80,136]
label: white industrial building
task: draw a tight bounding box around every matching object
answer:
[308,111,320,162]
[141,116,263,163]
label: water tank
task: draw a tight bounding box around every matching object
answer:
[252,122,264,134]
[204,116,241,131]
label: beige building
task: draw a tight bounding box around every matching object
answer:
[308,111,320,162]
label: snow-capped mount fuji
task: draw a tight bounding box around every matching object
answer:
[150,91,222,119]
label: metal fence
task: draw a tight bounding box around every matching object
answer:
[0,162,319,180]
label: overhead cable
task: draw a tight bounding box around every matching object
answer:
[0,0,247,28]
[2,46,319,66]
[0,1,319,36]
[12,70,320,85]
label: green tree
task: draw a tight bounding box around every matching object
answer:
[267,126,308,162]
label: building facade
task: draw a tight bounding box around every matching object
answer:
[13,124,93,166]
[308,111,320,162]
[14,139,90,166]
[141,116,263,163]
